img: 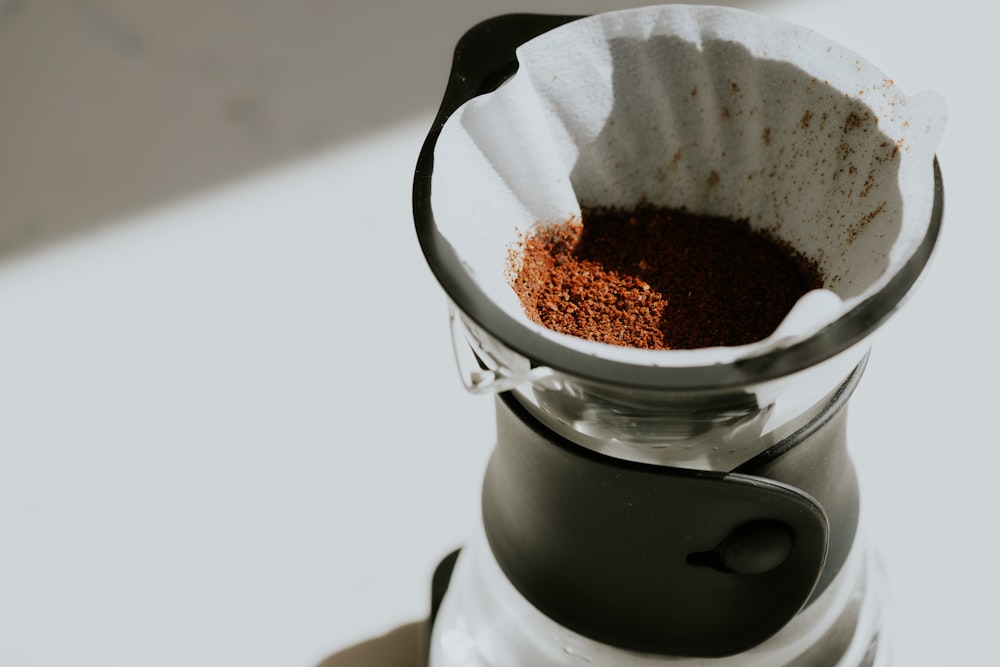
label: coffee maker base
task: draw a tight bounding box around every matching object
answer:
[426,525,888,667]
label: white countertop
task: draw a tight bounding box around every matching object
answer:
[1,1,996,666]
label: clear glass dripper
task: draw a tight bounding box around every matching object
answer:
[450,304,869,471]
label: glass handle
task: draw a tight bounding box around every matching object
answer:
[449,306,551,394]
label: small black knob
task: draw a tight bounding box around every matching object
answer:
[718,520,794,575]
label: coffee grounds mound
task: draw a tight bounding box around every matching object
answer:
[510,204,823,350]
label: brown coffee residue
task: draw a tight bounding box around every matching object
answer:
[843,111,867,132]
[510,205,823,350]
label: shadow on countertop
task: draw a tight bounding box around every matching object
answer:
[317,549,458,667]
[316,621,427,667]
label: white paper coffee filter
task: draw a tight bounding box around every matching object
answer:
[431,4,945,366]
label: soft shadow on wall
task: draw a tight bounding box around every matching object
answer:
[0,0,773,260]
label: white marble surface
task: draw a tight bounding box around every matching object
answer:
[0,1,996,666]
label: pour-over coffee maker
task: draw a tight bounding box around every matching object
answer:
[412,7,944,666]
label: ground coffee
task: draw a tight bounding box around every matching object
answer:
[510,204,823,350]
